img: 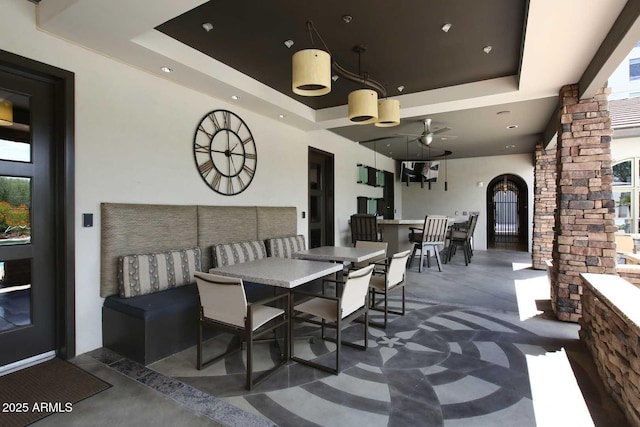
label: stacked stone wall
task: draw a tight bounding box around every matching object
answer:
[580,278,640,426]
[551,85,617,321]
[532,141,557,270]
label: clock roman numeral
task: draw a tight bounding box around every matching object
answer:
[237,174,246,189]
[194,143,209,154]
[245,152,256,160]
[198,160,214,177]
[197,125,212,140]
[227,175,234,193]
[209,113,221,131]
[223,111,231,129]
[242,136,253,145]
[242,164,255,178]
[211,171,222,190]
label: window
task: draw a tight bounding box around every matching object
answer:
[630,58,640,80]
[613,158,639,233]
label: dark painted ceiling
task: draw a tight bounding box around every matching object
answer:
[157,0,526,110]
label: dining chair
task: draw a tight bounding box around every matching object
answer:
[408,215,449,272]
[615,233,636,264]
[445,213,479,265]
[369,250,411,328]
[289,264,374,374]
[194,272,289,390]
[350,213,382,245]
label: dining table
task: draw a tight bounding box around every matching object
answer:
[293,245,386,264]
[210,257,343,289]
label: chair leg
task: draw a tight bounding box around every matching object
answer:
[401,286,406,315]
[384,289,389,328]
[246,330,253,390]
[364,306,369,350]
[426,249,431,269]
[418,247,424,273]
[197,321,203,370]
[409,244,417,269]
[434,246,442,272]
[336,318,341,374]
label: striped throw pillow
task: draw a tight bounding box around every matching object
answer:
[267,235,306,258]
[118,247,202,298]
[213,240,267,267]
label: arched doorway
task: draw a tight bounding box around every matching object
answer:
[486,174,528,251]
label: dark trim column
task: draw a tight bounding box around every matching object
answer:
[551,84,616,322]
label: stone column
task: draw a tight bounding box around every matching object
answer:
[551,84,617,322]
[532,140,557,270]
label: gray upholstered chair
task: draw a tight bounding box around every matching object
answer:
[445,213,479,265]
[290,264,374,374]
[408,215,449,272]
[369,250,411,328]
[195,272,289,390]
[350,214,382,245]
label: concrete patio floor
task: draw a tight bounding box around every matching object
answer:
[31,250,629,427]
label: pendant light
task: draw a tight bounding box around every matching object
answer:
[0,99,13,126]
[348,47,377,124]
[444,152,448,191]
[292,21,332,96]
[291,21,400,126]
[375,99,400,127]
[292,49,331,96]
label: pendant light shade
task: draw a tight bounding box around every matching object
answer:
[0,99,13,126]
[348,89,378,124]
[292,49,331,96]
[375,99,400,127]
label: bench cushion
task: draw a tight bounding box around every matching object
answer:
[213,239,267,267]
[104,283,200,321]
[266,235,306,258]
[118,247,202,298]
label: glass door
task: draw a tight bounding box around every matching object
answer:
[0,71,56,367]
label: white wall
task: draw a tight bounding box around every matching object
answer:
[609,44,640,100]
[1,0,398,354]
[401,153,535,251]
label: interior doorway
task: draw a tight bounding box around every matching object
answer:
[487,174,528,251]
[308,148,334,248]
[0,50,75,370]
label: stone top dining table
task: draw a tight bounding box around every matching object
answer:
[210,257,343,289]
[293,246,386,264]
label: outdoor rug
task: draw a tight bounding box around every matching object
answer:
[0,358,111,426]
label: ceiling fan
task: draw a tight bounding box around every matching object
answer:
[406,119,452,146]
[359,118,455,147]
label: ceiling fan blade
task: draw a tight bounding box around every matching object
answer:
[432,127,451,135]
[358,135,402,144]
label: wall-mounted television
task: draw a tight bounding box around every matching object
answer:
[400,161,439,183]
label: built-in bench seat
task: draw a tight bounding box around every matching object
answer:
[103,284,208,365]
[100,203,298,365]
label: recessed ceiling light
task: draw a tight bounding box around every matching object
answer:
[386,144,391,147]
[440,137,448,141]
[231,95,239,100]
[441,23,452,33]
[279,114,286,119]
[397,85,405,92]
[496,110,510,115]
[506,124,518,129]
[332,75,339,82]
[284,39,294,48]
[160,66,173,73]
[342,15,353,24]
[505,144,516,149]
[483,45,493,54]
[202,22,213,32]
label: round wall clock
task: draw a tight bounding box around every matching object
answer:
[193,109,257,196]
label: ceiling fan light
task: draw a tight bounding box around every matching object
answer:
[375,99,400,127]
[420,132,433,145]
[0,99,13,126]
[348,89,378,124]
[292,49,331,96]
